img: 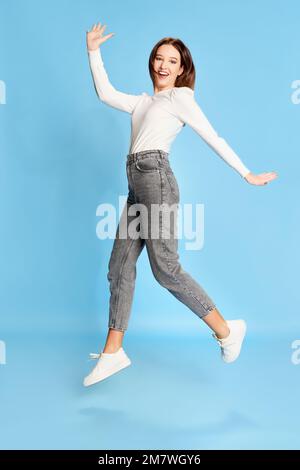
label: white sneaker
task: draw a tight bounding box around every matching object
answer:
[83,347,131,387]
[212,319,247,363]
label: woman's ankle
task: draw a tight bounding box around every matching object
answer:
[103,345,122,354]
[216,325,230,339]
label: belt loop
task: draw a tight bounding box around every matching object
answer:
[157,149,162,165]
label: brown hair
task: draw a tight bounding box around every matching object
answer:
[148,37,196,91]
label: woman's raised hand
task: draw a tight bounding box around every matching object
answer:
[244,171,278,185]
[86,22,115,52]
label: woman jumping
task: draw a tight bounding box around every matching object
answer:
[83,22,278,387]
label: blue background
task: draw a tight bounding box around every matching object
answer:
[0,0,299,450]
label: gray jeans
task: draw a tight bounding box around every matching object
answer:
[107,149,216,331]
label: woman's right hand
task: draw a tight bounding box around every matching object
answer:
[86,22,115,52]
[243,171,278,185]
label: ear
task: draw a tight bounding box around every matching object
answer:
[178,65,184,77]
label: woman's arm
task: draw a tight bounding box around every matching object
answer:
[87,47,144,114]
[172,87,251,178]
[86,22,144,114]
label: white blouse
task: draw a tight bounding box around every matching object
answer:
[87,48,250,178]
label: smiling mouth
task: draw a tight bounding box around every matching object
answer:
[157,71,169,79]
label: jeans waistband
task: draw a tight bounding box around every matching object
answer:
[126,149,169,164]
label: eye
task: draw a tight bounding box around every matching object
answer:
[155,57,177,65]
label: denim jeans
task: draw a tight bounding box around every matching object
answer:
[107,149,216,331]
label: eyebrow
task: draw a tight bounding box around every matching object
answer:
[156,54,178,60]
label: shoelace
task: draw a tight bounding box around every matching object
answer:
[88,349,123,361]
[214,337,223,346]
[89,352,101,360]
[212,333,234,347]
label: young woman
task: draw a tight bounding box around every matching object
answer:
[83,22,278,387]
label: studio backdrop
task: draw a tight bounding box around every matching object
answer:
[0,0,299,451]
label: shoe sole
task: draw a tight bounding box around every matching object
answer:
[83,358,131,387]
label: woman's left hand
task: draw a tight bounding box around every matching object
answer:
[243,171,278,185]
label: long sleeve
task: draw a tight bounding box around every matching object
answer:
[172,87,250,178]
[87,48,145,114]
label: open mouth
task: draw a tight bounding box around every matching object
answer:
[157,71,169,80]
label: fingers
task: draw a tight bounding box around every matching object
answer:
[103,32,115,41]
[263,172,278,177]
[89,22,112,34]
[90,22,102,32]
[266,175,278,181]
[255,172,278,185]
[261,175,277,185]
[88,22,115,42]
[263,175,276,181]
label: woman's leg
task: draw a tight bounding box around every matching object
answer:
[103,195,145,353]
[103,328,125,353]
[132,153,230,337]
[201,307,230,338]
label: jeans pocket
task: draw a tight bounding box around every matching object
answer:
[135,156,159,173]
[164,168,180,201]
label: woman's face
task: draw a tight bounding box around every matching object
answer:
[153,44,184,93]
